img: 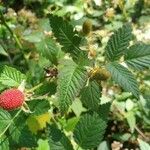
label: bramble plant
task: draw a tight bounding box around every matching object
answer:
[0,9,150,150]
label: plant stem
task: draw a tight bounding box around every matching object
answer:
[51,114,58,125]
[27,82,44,93]
[135,125,148,140]
[0,11,28,66]
[27,93,49,101]
[0,11,22,49]
[76,145,80,150]
[0,109,22,138]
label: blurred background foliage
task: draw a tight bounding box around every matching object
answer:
[0,0,150,149]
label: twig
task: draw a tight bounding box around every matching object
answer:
[135,125,148,140]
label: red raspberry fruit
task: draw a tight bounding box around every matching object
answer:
[0,89,24,110]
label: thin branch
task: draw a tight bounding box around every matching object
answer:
[135,125,148,140]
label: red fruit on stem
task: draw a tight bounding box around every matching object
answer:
[0,89,24,110]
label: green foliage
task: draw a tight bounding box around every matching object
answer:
[64,117,79,132]
[81,80,101,111]
[17,126,37,147]
[0,65,26,87]
[97,141,109,150]
[23,32,44,43]
[9,113,37,148]
[71,99,86,117]
[0,1,150,149]
[35,37,60,65]
[106,63,139,98]
[138,139,150,150]
[0,109,11,133]
[126,111,136,133]
[98,102,111,121]
[0,135,9,150]
[112,133,131,142]
[73,113,107,149]
[105,24,132,61]
[37,139,49,150]
[49,14,86,61]
[10,125,37,148]
[48,125,74,150]
[57,59,88,113]
[28,100,50,115]
[125,44,150,70]
[0,45,8,57]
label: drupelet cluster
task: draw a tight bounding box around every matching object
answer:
[0,89,24,110]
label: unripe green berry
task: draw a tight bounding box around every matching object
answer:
[82,19,92,35]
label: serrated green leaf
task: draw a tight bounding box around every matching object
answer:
[49,14,86,61]
[0,135,9,150]
[0,65,26,87]
[73,113,107,149]
[49,15,79,52]
[0,109,11,133]
[9,111,26,144]
[105,24,132,61]
[81,81,101,111]
[106,63,139,98]
[35,38,60,65]
[98,102,111,121]
[9,112,37,148]
[125,44,150,70]
[9,123,22,144]
[48,125,74,150]
[10,124,37,148]
[57,59,88,113]
[18,126,38,147]
[28,99,50,115]
[138,139,150,150]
